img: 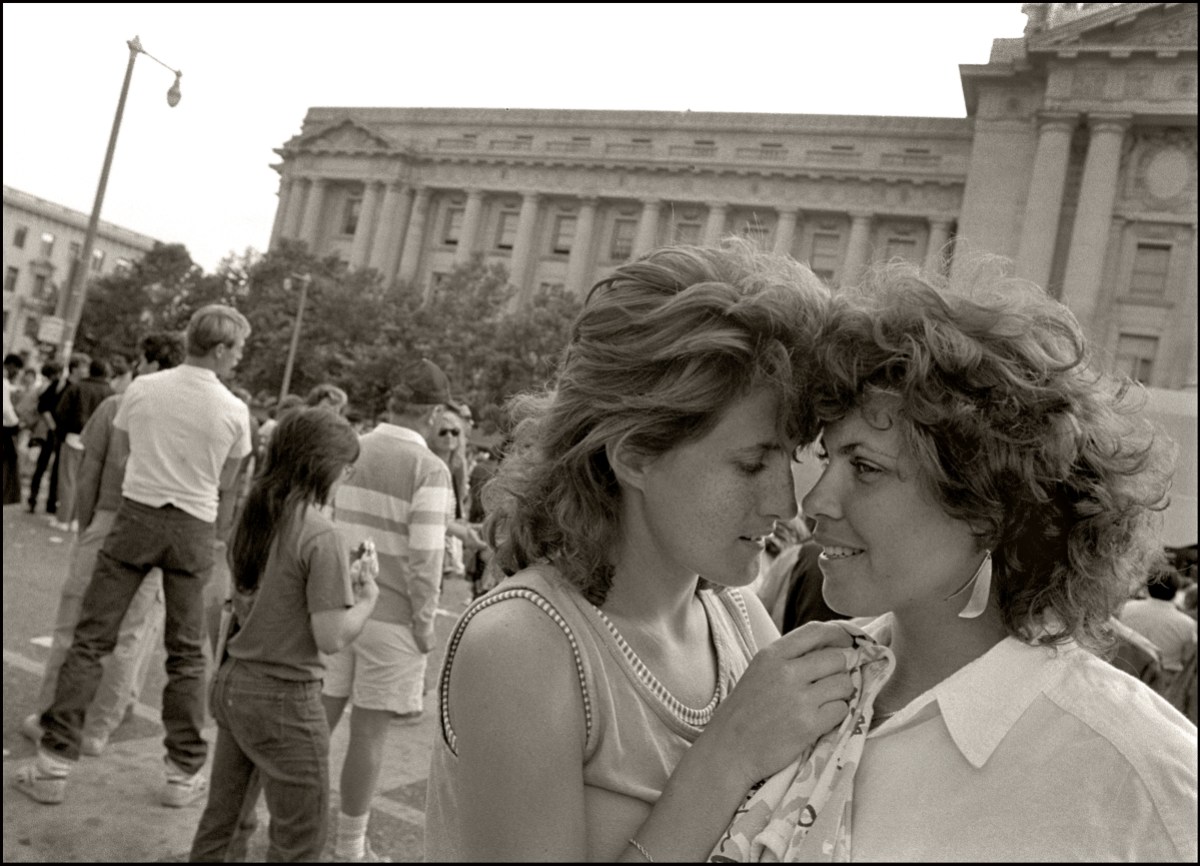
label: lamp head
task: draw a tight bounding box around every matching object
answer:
[166,71,182,107]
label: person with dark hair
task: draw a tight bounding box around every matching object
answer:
[2,353,24,504]
[26,359,68,516]
[1121,567,1198,673]
[189,407,377,861]
[323,359,456,862]
[15,305,254,808]
[53,356,114,531]
[715,258,1195,860]
[21,331,185,757]
[425,241,854,861]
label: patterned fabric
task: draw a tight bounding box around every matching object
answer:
[709,624,895,863]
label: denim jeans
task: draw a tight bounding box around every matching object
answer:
[40,497,214,772]
[190,660,330,862]
[37,509,165,743]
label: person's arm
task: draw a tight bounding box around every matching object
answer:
[407,472,451,653]
[310,557,379,654]
[75,404,119,531]
[443,598,589,860]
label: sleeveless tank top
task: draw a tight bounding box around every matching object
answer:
[424,566,760,861]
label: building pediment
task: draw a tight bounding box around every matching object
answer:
[285,117,396,155]
[1029,3,1197,54]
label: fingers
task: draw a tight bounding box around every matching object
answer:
[808,671,855,706]
[779,645,856,683]
[813,700,851,736]
[770,621,854,658]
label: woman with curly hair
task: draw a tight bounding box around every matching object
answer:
[424,241,859,861]
[730,258,1195,861]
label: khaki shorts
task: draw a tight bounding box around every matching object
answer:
[322,619,428,714]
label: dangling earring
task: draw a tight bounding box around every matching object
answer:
[943,551,992,619]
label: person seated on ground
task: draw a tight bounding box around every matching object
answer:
[710,257,1196,862]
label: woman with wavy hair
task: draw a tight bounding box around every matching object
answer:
[424,241,858,861]
[190,407,379,861]
[717,258,1195,861]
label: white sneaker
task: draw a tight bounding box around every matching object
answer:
[162,764,208,808]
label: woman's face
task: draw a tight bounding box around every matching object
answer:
[430,412,464,459]
[800,397,982,618]
[635,387,799,588]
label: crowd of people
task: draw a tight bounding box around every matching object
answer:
[2,237,1196,862]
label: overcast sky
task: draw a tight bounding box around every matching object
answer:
[3,3,1028,273]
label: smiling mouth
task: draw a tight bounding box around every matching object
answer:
[820,545,864,560]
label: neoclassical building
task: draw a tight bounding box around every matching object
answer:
[3,185,160,359]
[268,1,1197,390]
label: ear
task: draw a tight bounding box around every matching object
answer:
[606,435,656,492]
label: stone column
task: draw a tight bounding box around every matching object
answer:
[397,186,431,285]
[298,177,327,251]
[269,176,294,249]
[1185,227,1198,389]
[633,198,662,258]
[509,192,542,305]
[1015,112,1078,288]
[369,181,410,277]
[773,208,799,256]
[283,177,308,241]
[455,189,486,266]
[924,219,954,275]
[1060,114,1131,334]
[566,197,598,296]
[843,212,874,282]
[349,181,383,268]
[703,202,727,245]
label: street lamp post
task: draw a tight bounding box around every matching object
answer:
[56,35,182,363]
[278,272,312,405]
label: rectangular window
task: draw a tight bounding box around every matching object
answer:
[674,222,702,245]
[1115,334,1159,385]
[495,212,519,250]
[1130,243,1170,296]
[33,274,47,299]
[552,215,577,254]
[610,218,637,261]
[4,266,18,294]
[341,198,362,236]
[23,316,39,340]
[740,221,770,247]
[539,281,565,294]
[810,231,841,278]
[114,257,132,274]
[69,241,82,265]
[885,237,918,263]
[443,207,464,245]
[40,232,55,259]
[13,226,27,249]
[91,249,105,272]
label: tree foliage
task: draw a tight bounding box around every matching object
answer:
[78,239,583,431]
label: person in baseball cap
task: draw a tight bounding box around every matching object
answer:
[393,358,452,408]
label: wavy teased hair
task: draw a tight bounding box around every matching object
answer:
[231,407,360,594]
[484,239,831,604]
[813,257,1173,651]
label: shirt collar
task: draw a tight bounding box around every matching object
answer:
[862,613,1080,769]
[175,364,219,382]
[370,422,431,450]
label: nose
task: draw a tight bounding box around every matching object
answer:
[765,456,799,522]
[800,465,838,524]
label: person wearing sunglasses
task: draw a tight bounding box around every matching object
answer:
[427,406,486,585]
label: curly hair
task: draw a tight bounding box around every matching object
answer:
[812,257,1173,651]
[483,239,831,605]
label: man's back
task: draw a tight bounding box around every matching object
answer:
[334,423,452,631]
[116,365,250,524]
[1120,597,1198,670]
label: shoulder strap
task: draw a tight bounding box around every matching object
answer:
[438,587,594,756]
[715,587,759,657]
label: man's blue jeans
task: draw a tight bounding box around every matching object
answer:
[190,660,330,862]
[40,497,214,773]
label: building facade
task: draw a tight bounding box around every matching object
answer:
[268,2,1197,390]
[2,185,160,359]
